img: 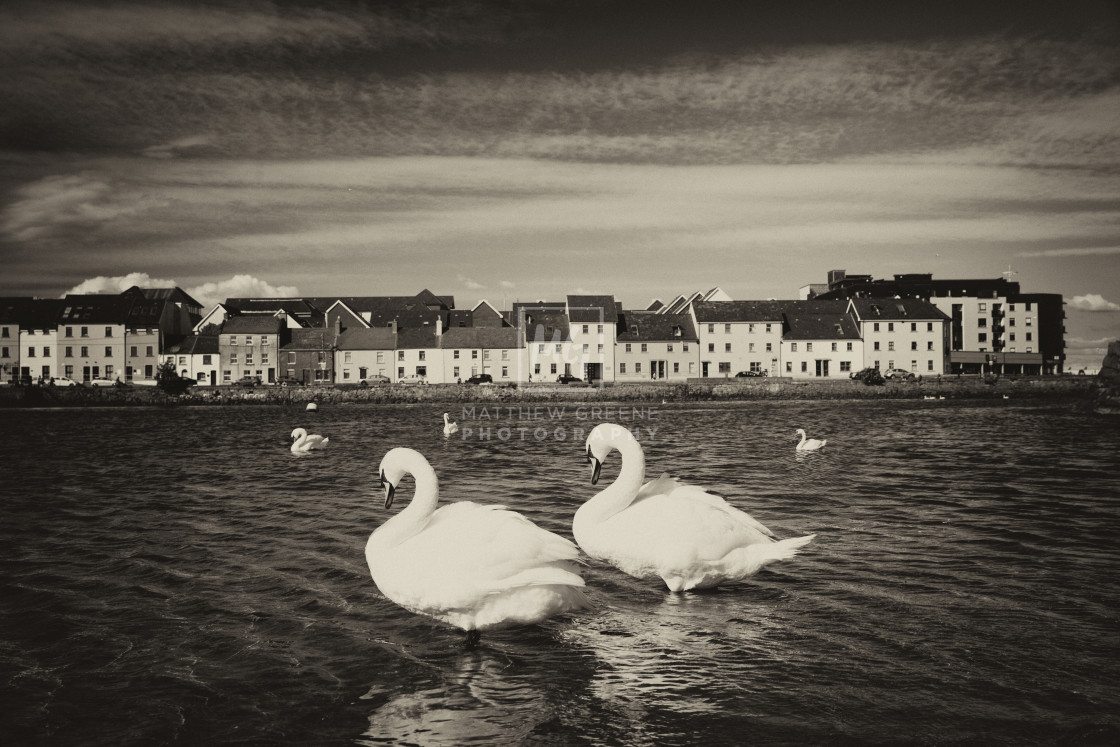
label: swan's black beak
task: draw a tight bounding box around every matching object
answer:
[587,447,602,485]
[380,469,396,510]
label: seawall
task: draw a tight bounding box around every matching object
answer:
[0,375,1099,408]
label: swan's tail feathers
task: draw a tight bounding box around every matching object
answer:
[736,534,816,576]
[321,437,330,448]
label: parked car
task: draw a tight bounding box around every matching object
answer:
[557,374,583,384]
[735,370,766,377]
[465,373,493,385]
[88,377,118,387]
[234,376,261,387]
[359,374,390,386]
[51,377,81,387]
[850,367,885,386]
[276,376,303,386]
[398,375,428,385]
[884,368,917,381]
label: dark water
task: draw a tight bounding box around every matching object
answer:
[2,400,1118,746]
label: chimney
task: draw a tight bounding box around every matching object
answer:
[436,317,443,337]
[389,320,397,335]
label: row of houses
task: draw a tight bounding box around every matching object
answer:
[1,271,1066,386]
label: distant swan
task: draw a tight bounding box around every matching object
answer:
[795,429,827,451]
[575,423,815,592]
[290,427,329,452]
[443,412,459,435]
[367,447,589,645]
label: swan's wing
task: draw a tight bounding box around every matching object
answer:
[417,502,584,589]
[634,474,775,538]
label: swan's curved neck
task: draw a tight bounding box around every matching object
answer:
[580,433,646,525]
[797,432,806,447]
[376,451,440,547]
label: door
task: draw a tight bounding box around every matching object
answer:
[210,370,216,386]
[815,359,830,377]
[702,361,709,378]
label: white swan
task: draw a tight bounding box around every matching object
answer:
[366,447,589,644]
[443,412,459,436]
[575,424,815,592]
[795,428,827,451]
[290,427,329,452]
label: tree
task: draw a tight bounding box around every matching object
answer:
[155,360,195,395]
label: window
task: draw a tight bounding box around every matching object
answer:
[245,337,252,345]
[483,350,490,360]
[724,324,731,334]
[766,324,772,333]
[104,346,112,357]
[840,361,852,372]
[397,351,405,361]
[846,342,853,351]
[550,364,557,374]
[888,341,895,351]
[28,347,35,358]
[668,344,674,353]
[748,324,755,333]
[928,341,935,351]
[65,346,73,357]
[673,362,679,373]
[806,343,813,352]
[749,343,755,353]
[683,343,689,352]
[928,322,934,331]
[801,361,808,372]
[598,325,604,334]
[130,346,137,357]
[791,343,798,352]
[178,356,186,365]
[262,337,270,346]
[502,350,509,360]
[230,353,238,364]
[454,350,460,359]
[419,351,426,361]
[534,364,541,374]
[344,352,352,364]
[625,343,632,353]
[979,303,987,312]
[718,362,731,373]
[583,344,589,353]
[707,324,714,334]
[978,333,987,342]
[911,341,918,351]
[376,352,384,363]
[1026,332,1033,341]
[786,361,792,373]
[725,343,731,352]
[501,366,508,378]
[597,344,604,353]
[230,336,237,345]
[708,343,715,353]
[928,360,935,371]
[1010,318,1016,327]
[635,362,642,373]
[978,318,987,328]
[81,346,88,356]
[831,343,837,352]
[105,327,113,337]
[555,344,562,353]
[874,341,880,351]
[246,352,254,365]
[641,343,648,353]
[1026,317,1032,327]
[81,326,89,337]
[873,322,879,332]
[0,347,6,358]
[203,355,212,365]
[472,350,479,359]
[582,324,589,334]
[538,344,545,353]
[911,323,917,332]
[146,346,153,357]
[64,327,72,338]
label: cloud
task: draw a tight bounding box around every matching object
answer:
[457,274,485,290]
[1018,246,1120,258]
[65,273,178,296]
[187,275,300,312]
[0,172,164,242]
[500,280,515,289]
[1068,294,1120,312]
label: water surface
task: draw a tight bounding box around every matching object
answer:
[2,400,1118,745]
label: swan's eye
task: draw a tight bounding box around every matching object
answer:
[585,446,592,464]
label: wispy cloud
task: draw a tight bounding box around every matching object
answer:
[1068,294,1120,312]
[457,274,485,290]
[1018,246,1120,258]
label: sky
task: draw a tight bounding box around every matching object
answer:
[0,0,1118,371]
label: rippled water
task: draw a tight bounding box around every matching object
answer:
[2,400,1119,746]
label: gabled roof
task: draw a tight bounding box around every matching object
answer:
[397,326,440,349]
[281,328,335,350]
[567,295,617,323]
[646,299,665,312]
[166,335,219,355]
[519,309,571,342]
[783,301,861,340]
[336,328,396,350]
[441,327,521,349]
[221,316,284,334]
[59,294,133,324]
[135,286,203,310]
[847,298,951,322]
[616,311,699,342]
[448,309,474,328]
[692,300,788,323]
[15,298,65,329]
[0,297,38,325]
